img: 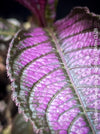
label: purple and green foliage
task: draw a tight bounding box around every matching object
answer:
[6,0,100,133]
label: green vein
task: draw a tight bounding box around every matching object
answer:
[58,96,79,107]
[64,45,97,55]
[26,67,61,128]
[10,39,50,71]
[15,51,55,95]
[55,11,97,32]
[67,114,87,133]
[61,28,93,41]
[46,28,95,133]
[58,105,82,121]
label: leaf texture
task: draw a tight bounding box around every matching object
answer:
[7,7,100,134]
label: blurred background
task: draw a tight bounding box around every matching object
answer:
[0,0,100,133]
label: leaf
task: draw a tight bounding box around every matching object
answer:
[7,7,100,134]
[15,0,58,27]
[11,114,33,134]
[0,18,20,42]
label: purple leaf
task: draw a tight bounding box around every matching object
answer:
[16,0,58,27]
[16,0,47,26]
[7,7,100,133]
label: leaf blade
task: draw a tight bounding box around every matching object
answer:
[7,7,100,134]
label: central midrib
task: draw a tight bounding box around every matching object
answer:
[46,28,95,134]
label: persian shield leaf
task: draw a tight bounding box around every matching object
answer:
[16,0,58,26]
[7,7,100,134]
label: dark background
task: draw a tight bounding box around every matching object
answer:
[0,0,100,22]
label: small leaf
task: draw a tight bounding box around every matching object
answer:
[7,7,100,133]
[0,18,20,41]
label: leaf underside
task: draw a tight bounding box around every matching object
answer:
[7,7,100,134]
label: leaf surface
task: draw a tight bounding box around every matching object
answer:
[7,7,100,134]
